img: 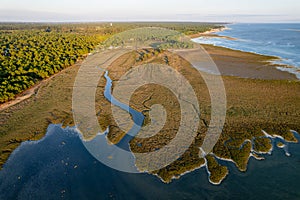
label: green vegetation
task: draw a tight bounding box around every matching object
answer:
[0,22,223,35]
[153,147,205,183]
[0,22,222,103]
[96,48,300,184]
[122,22,224,35]
[0,22,223,170]
[253,137,272,153]
[227,141,252,171]
[0,63,78,167]
[205,155,228,184]
[103,27,195,49]
[277,142,285,148]
[0,30,106,102]
[1,22,298,185]
[1,44,299,184]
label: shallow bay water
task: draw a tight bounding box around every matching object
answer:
[0,124,299,199]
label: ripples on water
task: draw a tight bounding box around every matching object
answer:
[193,23,300,79]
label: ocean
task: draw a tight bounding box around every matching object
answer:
[192,23,300,79]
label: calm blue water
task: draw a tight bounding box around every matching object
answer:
[193,23,300,79]
[0,125,299,199]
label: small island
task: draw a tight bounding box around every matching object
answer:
[277,142,285,148]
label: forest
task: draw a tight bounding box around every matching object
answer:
[0,22,223,103]
[0,30,106,102]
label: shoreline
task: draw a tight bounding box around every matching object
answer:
[200,44,298,80]
[1,41,297,113]
[203,43,299,80]
[1,35,300,185]
[189,27,232,39]
[191,26,300,80]
[0,25,297,112]
[204,157,229,185]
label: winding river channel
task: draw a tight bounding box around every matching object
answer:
[0,72,300,199]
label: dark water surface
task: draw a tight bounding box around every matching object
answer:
[0,125,299,200]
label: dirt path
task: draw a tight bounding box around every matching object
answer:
[0,82,42,111]
[0,61,82,112]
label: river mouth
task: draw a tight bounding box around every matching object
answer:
[78,71,146,173]
[103,70,145,151]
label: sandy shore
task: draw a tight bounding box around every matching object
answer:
[189,27,236,40]
[201,44,298,80]
[189,26,299,80]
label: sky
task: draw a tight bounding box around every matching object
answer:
[0,0,299,22]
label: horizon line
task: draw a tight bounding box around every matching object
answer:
[0,20,299,24]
